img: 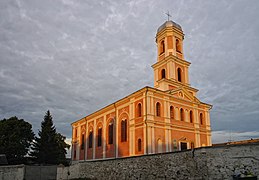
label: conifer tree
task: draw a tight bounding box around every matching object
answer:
[30,110,70,165]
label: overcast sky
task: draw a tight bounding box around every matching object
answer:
[1,0,259,147]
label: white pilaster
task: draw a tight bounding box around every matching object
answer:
[103,116,106,158]
[115,108,119,158]
[93,120,96,159]
[129,98,135,155]
[152,127,155,153]
[194,108,201,147]
[76,125,81,160]
[147,126,152,154]
[165,129,169,152]
[85,121,88,160]
[184,66,189,84]
[168,129,172,152]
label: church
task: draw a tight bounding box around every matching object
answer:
[71,20,212,161]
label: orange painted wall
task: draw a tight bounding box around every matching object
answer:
[135,127,144,155]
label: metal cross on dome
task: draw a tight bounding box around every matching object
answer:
[165,11,172,21]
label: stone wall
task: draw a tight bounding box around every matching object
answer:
[25,165,57,180]
[0,164,24,180]
[57,143,259,180]
[0,165,58,180]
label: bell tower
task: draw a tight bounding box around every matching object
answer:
[152,20,196,94]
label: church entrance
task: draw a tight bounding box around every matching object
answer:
[180,142,187,150]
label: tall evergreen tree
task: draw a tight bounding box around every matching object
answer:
[30,110,70,165]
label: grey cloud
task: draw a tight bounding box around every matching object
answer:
[0,0,259,143]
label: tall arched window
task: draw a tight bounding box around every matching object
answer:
[81,134,85,150]
[190,110,193,123]
[75,128,77,138]
[88,131,93,148]
[156,102,161,117]
[137,103,142,117]
[161,69,166,79]
[177,68,182,82]
[108,123,113,144]
[160,40,165,54]
[73,150,76,159]
[138,139,142,152]
[176,39,181,53]
[121,120,127,142]
[97,127,102,147]
[170,106,174,119]
[200,113,203,125]
[180,108,184,121]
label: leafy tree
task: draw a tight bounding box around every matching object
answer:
[30,110,70,165]
[0,116,34,164]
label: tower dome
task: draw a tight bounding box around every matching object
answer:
[157,20,182,33]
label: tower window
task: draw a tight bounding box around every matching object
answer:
[81,134,85,150]
[190,110,193,123]
[121,120,127,142]
[200,113,203,125]
[108,123,113,144]
[97,128,102,147]
[161,69,166,79]
[88,131,93,148]
[170,106,174,119]
[138,139,142,152]
[177,68,182,82]
[156,102,161,117]
[180,108,184,121]
[176,39,181,53]
[160,40,165,54]
[137,103,142,117]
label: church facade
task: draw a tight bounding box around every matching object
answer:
[71,20,212,161]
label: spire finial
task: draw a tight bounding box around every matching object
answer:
[165,11,172,21]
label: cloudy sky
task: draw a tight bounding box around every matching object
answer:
[1,0,259,149]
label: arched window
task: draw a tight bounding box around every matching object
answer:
[108,123,113,144]
[156,102,161,117]
[138,139,142,152]
[170,106,174,119]
[161,69,166,79]
[180,108,184,121]
[176,39,181,53]
[160,40,165,54]
[121,120,127,142]
[73,150,76,159]
[200,113,203,125]
[190,110,193,123]
[97,127,102,147]
[88,131,93,148]
[81,134,85,150]
[177,68,182,82]
[137,103,142,117]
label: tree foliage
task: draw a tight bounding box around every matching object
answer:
[30,110,70,165]
[0,116,34,164]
